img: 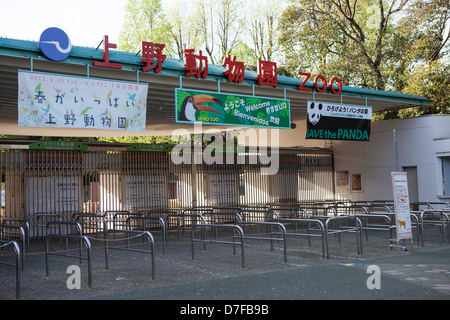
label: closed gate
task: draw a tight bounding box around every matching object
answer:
[0,146,334,236]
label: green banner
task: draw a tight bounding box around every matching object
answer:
[126,144,174,152]
[175,88,291,129]
[29,141,88,151]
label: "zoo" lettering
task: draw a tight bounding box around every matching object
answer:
[297,72,342,95]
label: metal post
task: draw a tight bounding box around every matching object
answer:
[393,129,400,172]
[191,150,198,207]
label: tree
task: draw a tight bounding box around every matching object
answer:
[194,0,243,64]
[217,0,242,62]
[398,0,449,63]
[246,0,284,61]
[197,0,216,63]
[165,1,202,59]
[374,0,450,119]
[229,40,257,69]
[119,0,173,55]
[279,0,409,91]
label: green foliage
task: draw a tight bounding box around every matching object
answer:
[278,0,449,121]
[118,0,449,122]
[119,0,173,54]
[401,61,450,114]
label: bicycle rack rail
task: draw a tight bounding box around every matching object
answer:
[342,213,394,242]
[271,214,327,258]
[0,240,21,299]
[104,229,155,280]
[165,213,206,240]
[417,210,450,246]
[1,218,30,254]
[0,224,26,269]
[73,213,107,239]
[45,232,92,288]
[125,216,166,254]
[237,221,287,263]
[191,224,245,268]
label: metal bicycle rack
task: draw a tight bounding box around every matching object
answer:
[0,241,21,299]
[191,224,245,268]
[103,229,155,280]
[125,216,166,254]
[237,221,287,263]
[271,213,327,258]
[45,231,92,288]
[165,213,206,240]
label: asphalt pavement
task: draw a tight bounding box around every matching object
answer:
[1,225,449,304]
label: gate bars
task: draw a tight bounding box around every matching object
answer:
[0,147,334,238]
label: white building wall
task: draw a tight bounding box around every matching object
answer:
[332,115,450,203]
[245,115,450,203]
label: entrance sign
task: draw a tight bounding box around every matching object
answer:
[18,71,148,132]
[391,172,414,251]
[175,88,291,129]
[306,101,371,141]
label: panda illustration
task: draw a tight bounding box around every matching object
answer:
[308,102,323,125]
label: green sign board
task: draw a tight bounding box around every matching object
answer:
[29,141,88,151]
[126,144,174,152]
[175,88,291,129]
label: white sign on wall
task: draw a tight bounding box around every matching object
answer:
[209,174,238,205]
[124,175,167,209]
[27,176,79,214]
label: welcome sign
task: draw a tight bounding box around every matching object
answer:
[306,100,371,141]
[18,71,148,132]
[175,88,291,129]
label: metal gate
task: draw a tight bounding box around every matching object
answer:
[0,146,334,234]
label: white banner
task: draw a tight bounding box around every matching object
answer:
[391,172,413,240]
[18,71,148,132]
[307,101,372,120]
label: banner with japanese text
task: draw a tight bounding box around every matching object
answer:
[391,172,413,241]
[306,100,372,141]
[18,71,148,132]
[175,88,291,129]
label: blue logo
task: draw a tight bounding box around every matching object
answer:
[39,27,72,61]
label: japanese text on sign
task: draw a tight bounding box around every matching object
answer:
[18,71,148,132]
[175,88,290,129]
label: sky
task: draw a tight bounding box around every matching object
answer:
[0,0,155,48]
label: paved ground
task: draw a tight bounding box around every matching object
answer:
[1,224,449,304]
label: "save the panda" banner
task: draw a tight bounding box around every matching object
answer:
[306,101,371,141]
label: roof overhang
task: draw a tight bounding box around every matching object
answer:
[0,37,430,137]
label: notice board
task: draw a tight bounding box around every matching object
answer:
[391,172,414,250]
